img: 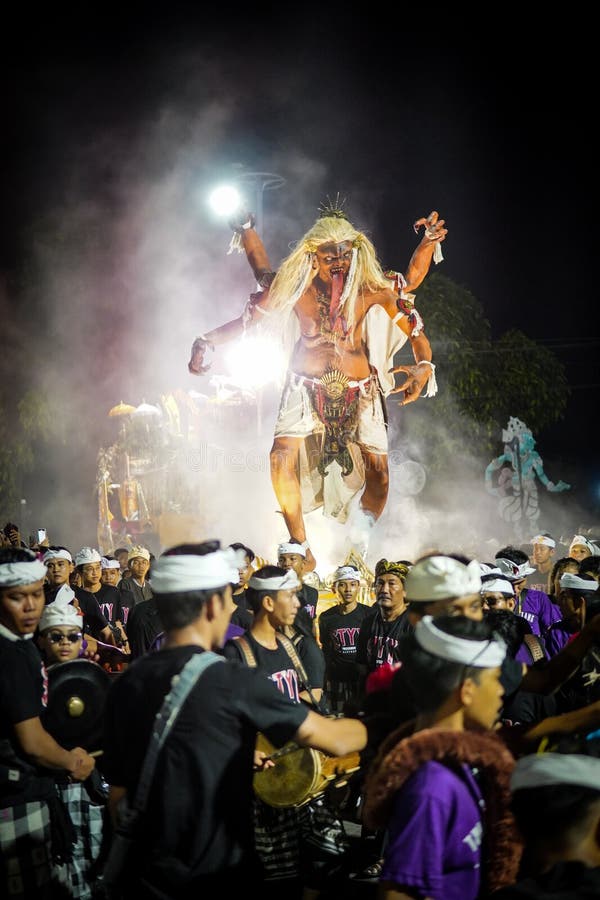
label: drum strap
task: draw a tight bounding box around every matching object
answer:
[235,635,259,668]
[235,634,326,713]
[101,650,224,891]
[134,650,224,810]
[277,633,313,695]
[523,633,546,663]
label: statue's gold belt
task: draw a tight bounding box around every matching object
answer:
[297,368,371,476]
[292,368,374,396]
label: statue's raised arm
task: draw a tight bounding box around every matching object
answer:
[404,210,447,291]
[187,212,276,376]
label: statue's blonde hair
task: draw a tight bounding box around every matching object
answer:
[265,215,391,339]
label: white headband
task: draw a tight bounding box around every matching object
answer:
[74,547,102,567]
[0,558,47,587]
[277,542,306,558]
[569,535,600,556]
[415,615,506,667]
[560,572,599,592]
[495,558,536,581]
[405,556,482,602]
[54,584,75,605]
[479,563,503,577]
[128,545,151,562]
[481,578,515,596]
[39,598,82,632]
[151,547,243,593]
[511,753,600,793]
[248,570,301,591]
[42,549,73,563]
[334,566,360,583]
[531,535,556,549]
[101,557,121,569]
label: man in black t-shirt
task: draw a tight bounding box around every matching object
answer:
[356,558,412,684]
[277,539,319,635]
[495,752,600,899]
[117,544,153,611]
[73,546,118,646]
[228,541,256,631]
[42,546,75,602]
[102,543,366,897]
[125,594,162,659]
[319,564,370,713]
[223,565,336,898]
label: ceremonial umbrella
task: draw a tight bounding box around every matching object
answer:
[108,401,136,417]
[133,402,162,417]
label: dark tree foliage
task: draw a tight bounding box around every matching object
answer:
[388,272,570,475]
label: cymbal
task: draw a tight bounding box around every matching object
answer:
[43,658,111,752]
[108,401,136,417]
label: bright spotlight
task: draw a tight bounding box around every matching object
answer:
[224,334,287,390]
[208,184,242,218]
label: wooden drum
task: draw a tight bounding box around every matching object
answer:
[253,732,360,808]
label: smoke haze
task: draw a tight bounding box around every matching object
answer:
[3,30,597,575]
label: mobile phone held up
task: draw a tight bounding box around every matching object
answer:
[37,528,47,543]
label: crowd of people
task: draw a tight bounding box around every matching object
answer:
[3,167,599,900]
[1,519,600,899]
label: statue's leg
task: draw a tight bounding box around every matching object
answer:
[360,450,389,520]
[353,376,389,523]
[345,449,389,559]
[270,435,306,542]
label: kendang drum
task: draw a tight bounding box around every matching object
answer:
[253,732,361,808]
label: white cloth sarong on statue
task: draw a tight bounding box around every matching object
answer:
[271,304,406,522]
[297,437,366,523]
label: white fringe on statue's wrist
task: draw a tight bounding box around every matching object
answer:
[424,229,444,264]
[227,232,244,255]
[417,361,438,398]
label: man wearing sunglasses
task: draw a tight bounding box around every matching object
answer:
[37,598,84,664]
[37,597,109,898]
[480,574,516,613]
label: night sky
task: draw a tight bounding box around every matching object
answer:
[2,10,598,546]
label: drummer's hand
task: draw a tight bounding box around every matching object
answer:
[253,749,275,771]
[79,645,101,663]
[68,747,96,781]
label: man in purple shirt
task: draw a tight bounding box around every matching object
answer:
[362,588,522,898]
[525,532,557,594]
[495,545,562,639]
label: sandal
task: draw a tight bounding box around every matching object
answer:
[352,859,383,879]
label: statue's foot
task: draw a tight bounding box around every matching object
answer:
[347,508,376,560]
[347,533,369,561]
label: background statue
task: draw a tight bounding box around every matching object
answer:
[485,416,570,539]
